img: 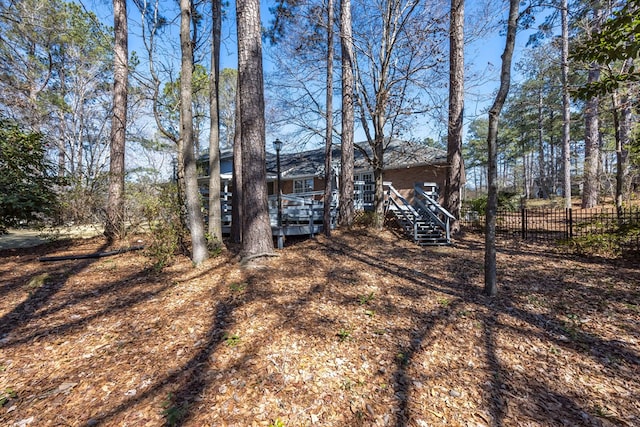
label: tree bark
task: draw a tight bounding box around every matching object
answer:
[536,89,547,198]
[236,0,274,257]
[104,0,128,242]
[485,0,519,297]
[561,0,571,209]
[208,0,223,244]
[323,0,335,237]
[180,0,208,264]
[444,0,464,228]
[612,78,632,215]
[581,7,605,209]
[231,83,243,243]
[582,64,600,208]
[338,0,355,228]
[373,135,384,229]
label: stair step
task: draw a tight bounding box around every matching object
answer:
[388,197,450,246]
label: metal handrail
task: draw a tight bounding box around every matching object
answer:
[383,182,454,244]
[414,185,455,220]
[385,183,422,241]
[413,184,454,243]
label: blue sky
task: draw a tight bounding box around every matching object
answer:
[85,0,550,148]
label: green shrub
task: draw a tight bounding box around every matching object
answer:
[465,196,487,215]
[142,184,185,271]
[566,222,640,258]
[0,119,60,232]
[464,191,521,216]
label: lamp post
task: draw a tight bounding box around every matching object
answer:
[273,138,283,248]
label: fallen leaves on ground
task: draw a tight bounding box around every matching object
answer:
[0,229,638,426]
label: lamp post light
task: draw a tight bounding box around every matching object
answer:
[273,138,283,248]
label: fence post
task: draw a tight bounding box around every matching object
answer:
[521,208,526,239]
[568,208,573,239]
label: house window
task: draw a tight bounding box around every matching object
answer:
[293,178,314,193]
[354,172,374,203]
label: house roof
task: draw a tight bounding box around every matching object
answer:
[203,139,448,180]
[364,139,448,170]
[267,139,448,179]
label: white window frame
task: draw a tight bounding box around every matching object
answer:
[293,177,314,193]
[354,172,374,203]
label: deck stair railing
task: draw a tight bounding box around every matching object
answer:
[384,182,454,245]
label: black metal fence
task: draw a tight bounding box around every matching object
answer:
[460,207,640,252]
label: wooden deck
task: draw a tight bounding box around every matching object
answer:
[220,191,337,245]
[213,182,452,246]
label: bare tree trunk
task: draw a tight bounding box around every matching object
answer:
[57,145,66,178]
[561,0,571,209]
[619,92,631,211]
[582,64,600,208]
[338,0,355,228]
[236,0,274,258]
[180,0,208,264]
[136,0,189,241]
[208,0,223,245]
[522,138,529,199]
[231,84,243,243]
[536,89,547,198]
[444,0,464,229]
[176,138,187,228]
[373,136,384,229]
[105,0,128,242]
[581,7,604,208]
[485,0,519,297]
[323,0,335,237]
[612,84,631,215]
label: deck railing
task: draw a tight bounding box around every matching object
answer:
[219,190,338,232]
[268,191,337,228]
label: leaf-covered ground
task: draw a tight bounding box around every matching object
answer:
[1,229,638,426]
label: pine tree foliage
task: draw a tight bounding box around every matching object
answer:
[572,0,640,98]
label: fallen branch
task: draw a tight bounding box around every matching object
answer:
[240,252,279,266]
[38,246,145,262]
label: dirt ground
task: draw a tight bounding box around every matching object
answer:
[0,228,638,426]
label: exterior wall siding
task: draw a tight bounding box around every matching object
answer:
[277,177,324,197]
[275,164,448,202]
[384,164,448,202]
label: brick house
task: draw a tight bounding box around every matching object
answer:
[198,139,457,208]
[197,139,461,244]
[277,139,457,206]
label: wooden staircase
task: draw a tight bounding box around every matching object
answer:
[384,182,454,246]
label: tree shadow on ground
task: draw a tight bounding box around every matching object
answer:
[1,267,177,349]
[391,300,463,427]
[0,239,83,300]
[90,251,356,425]
[319,233,637,426]
[88,298,240,426]
[0,241,109,343]
[2,231,636,426]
